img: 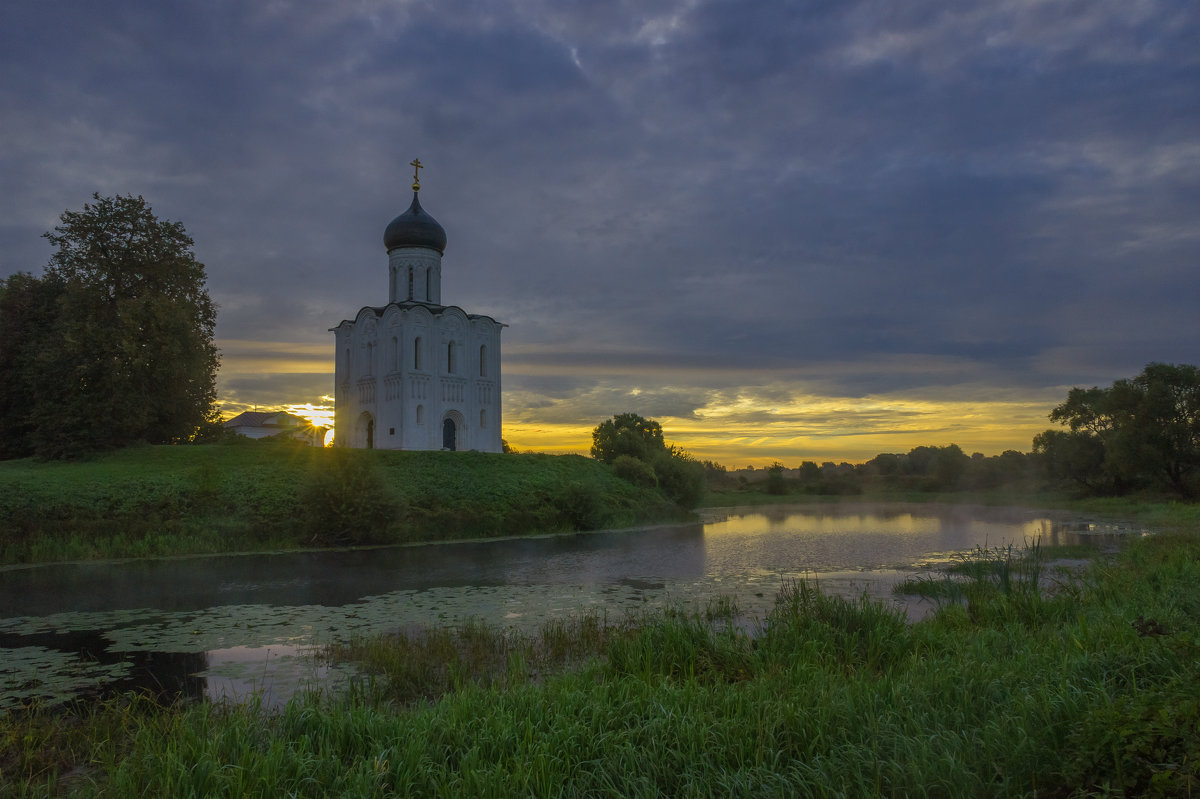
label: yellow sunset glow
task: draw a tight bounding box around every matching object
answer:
[504,393,1055,466]
[215,339,1060,466]
[283,402,335,429]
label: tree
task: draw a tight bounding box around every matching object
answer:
[1038,363,1200,497]
[1032,429,1112,493]
[0,194,219,458]
[590,413,704,507]
[590,413,666,464]
[0,272,67,458]
[765,461,787,495]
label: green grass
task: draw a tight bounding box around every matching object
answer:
[0,442,683,565]
[4,522,1198,797]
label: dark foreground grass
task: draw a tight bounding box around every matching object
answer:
[4,524,1198,798]
[0,442,682,565]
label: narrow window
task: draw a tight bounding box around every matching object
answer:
[392,336,399,371]
[425,267,431,300]
[416,405,424,424]
[479,344,487,377]
[407,268,414,300]
[414,336,422,370]
[447,342,455,374]
[480,409,486,428]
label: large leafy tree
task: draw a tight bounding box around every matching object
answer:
[1036,363,1200,497]
[590,413,666,464]
[0,272,67,458]
[0,194,219,458]
[591,413,704,507]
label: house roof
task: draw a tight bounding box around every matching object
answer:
[223,411,310,428]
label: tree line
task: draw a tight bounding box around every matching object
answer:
[598,363,1200,501]
[0,194,219,459]
[1034,363,1200,498]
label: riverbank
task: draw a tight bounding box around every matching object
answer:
[704,485,1200,529]
[4,513,1197,796]
[0,443,683,565]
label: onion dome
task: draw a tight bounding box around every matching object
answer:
[383,192,446,254]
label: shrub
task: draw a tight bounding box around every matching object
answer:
[652,450,706,509]
[551,481,605,530]
[300,448,401,546]
[612,455,658,488]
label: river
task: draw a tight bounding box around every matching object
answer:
[0,502,1139,710]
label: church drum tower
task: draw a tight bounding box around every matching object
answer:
[331,161,503,452]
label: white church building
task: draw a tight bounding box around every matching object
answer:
[331,162,504,452]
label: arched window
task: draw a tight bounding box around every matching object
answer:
[413,336,422,370]
[416,404,424,424]
[365,342,374,376]
[480,409,487,428]
[407,268,414,300]
[391,336,399,371]
[425,267,431,299]
[447,341,456,374]
[344,347,351,375]
[479,345,487,377]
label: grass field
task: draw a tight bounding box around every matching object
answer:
[3,514,1197,797]
[0,441,682,565]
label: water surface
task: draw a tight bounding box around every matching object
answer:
[0,503,1139,709]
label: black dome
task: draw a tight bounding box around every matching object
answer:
[383,193,446,253]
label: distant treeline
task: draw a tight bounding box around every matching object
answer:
[704,444,1035,497]
[700,362,1200,500]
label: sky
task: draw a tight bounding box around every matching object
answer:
[2,1,1197,466]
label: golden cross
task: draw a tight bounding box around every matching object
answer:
[410,158,424,191]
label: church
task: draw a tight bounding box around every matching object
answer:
[331,161,504,452]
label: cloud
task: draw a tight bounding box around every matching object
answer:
[3,0,1197,462]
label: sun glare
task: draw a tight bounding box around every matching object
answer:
[284,402,335,430]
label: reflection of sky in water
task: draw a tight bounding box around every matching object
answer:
[697,504,1064,576]
[202,645,354,709]
[0,503,1142,709]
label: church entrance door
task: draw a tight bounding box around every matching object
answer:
[442,418,457,451]
[358,412,376,450]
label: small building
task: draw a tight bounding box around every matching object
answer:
[223,411,326,446]
[330,162,504,452]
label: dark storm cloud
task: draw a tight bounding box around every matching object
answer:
[2,0,1197,438]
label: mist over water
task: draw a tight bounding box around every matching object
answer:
[0,503,1138,708]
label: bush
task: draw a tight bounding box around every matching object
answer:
[612,455,658,488]
[551,481,604,530]
[300,449,401,546]
[652,450,706,509]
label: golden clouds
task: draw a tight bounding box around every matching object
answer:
[503,388,1057,466]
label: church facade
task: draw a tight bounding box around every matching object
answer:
[331,164,503,452]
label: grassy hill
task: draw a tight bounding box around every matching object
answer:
[0,442,683,565]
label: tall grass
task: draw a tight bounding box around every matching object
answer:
[5,529,1198,797]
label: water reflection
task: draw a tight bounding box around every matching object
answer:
[0,503,1145,709]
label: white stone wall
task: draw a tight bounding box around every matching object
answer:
[333,300,503,453]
